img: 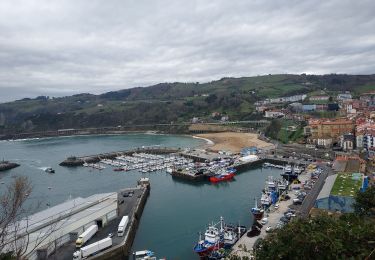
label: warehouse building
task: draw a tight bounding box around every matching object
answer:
[3,192,118,260]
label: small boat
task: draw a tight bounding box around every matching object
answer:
[132,250,156,260]
[113,168,124,172]
[45,167,55,173]
[251,198,264,221]
[263,162,272,168]
[284,164,292,172]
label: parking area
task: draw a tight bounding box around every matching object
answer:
[48,188,143,260]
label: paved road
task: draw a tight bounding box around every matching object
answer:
[298,171,328,218]
[48,188,142,260]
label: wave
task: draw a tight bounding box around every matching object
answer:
[192,136,214,145]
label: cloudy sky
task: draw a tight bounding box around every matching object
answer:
[0,0,374,102]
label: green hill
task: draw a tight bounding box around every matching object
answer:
[0,74,374,133]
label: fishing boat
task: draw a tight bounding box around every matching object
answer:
[193,218,225,257]
[260,192,272,208]
[209,172,235,183]
[251,198,264,221]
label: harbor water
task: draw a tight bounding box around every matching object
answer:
[0,134,282,259]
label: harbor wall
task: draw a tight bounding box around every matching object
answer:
[0,161,20,171]
[90,185,150,260]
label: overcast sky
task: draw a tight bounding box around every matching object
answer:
[0,0,374,102]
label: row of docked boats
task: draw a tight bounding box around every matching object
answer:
[251,176,289,221]
[263,162,303,181]
[193,216,246,259]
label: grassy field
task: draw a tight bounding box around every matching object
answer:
[331,173,363,197]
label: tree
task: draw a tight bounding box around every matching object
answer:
[253,188,375,259]
[353,186,375,217]
[0,176,32,257]
[0,177,66,259]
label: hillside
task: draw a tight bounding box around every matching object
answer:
[0,74,374,133]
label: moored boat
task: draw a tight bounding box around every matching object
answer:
[251,198,264,221]
[209,172,235,183]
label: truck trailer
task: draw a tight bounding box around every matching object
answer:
[73,237,112,259]
[76,225,98,248]
[117,216,129,237]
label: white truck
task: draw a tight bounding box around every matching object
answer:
[73,237,112,259]
[117,216,129,237]
[76,225,98,248]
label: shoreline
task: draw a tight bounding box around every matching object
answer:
[191,135,215,145]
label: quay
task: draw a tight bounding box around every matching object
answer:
[230,164,329,258]
[3,179,150,260]
[0,160,20,171]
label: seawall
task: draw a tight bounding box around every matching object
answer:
[91,183,150,260]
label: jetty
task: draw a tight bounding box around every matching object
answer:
[46,179,150,260]
[0,160,20,171]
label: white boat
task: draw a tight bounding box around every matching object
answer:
[284,164,292,173]
[293,165,302,174]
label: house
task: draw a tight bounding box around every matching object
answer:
[337,93,352,101]
[356,122,375,149]
[191,117,199,123]
[304,118,355,147]
[340,134,355,151]
[221,115,229,122]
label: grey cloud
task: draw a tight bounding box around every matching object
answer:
[0,0,375,102]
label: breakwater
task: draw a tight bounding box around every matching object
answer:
[0,161,20,171]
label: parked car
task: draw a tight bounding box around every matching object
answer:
[265,226,273,233]
[293,198,302,205]
[260,217,268,225]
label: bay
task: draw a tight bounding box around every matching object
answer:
[0,134,282,259]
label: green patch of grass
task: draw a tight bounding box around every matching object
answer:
[331,173,362,197]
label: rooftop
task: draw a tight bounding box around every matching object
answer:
[308,118,354,126]
[330,173,362,197]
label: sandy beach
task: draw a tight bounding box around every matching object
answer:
[195,132,275,153]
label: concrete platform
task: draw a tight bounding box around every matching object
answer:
[231,170,311,257]
[48,188,145,260]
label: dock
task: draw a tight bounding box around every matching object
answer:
[231,163,329,258]
[0,160,20,171]
[47,180,150,260]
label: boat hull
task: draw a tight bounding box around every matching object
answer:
[209,173,235,183]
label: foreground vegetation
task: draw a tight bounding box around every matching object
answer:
[253,187,375,260]
[0,74,375,133]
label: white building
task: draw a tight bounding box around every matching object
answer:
[264,110,285,118]
[2,192,118,260]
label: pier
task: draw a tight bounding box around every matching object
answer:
[231,163,330,258]
[0,160,20,171]
[47,179,150,260]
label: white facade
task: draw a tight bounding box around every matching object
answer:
[2,193,118,259]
